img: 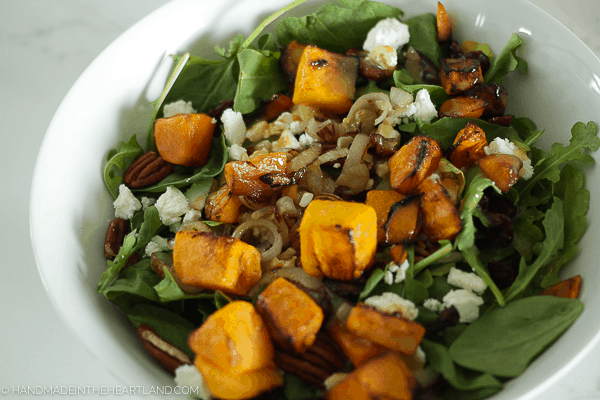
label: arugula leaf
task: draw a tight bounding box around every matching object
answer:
[512,208,545,262]
[275,0,403,54]
[421,339,503,392]
[358,268,385,301]
[97,230,138,293]
[413,240,457,274]
[449,296,583,377]
[154,267,214,303]
[103,259,162,305]
[103,135,144,199]
[135,135,227,193]
[132,206,164,253]
[405,13,443,68]
[504,198,564,303]
[461,246,505,306]
[517,122,599,202]
[483,33,527,84]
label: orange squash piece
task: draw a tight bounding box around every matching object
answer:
[173,231,261,296]
[384,194,422,244]
[261,93,294,121]
[437,2,452,42]
[417,177,462,242]
[204,183,243,224]
[365,190,405,243]
[346,304,425,356]
[280,40,308,87]
[389,135,443,194]
[447,122,488,168]
[256,277,324,353]
[224,151,289,203]
[440,58,483,95]
[540,275,582,299]
[188,301,283,400]
[154,113,215,166]
[476,154,523,193]
[293,45,359,115]
[326,372,371,400]
[390,244,408,265]
[463,83,508,116]
[328,320,386,367]
[299,200,378,281]
[439,96,487,119]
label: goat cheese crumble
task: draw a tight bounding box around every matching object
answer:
[384,259,410,285]
[144,235,170,257]
[442,289,484,323]
[221,108,246,146]
[113,184,142,220]
[412,89,438,123]
[423,298,444,313]
[163,100,197,118]
[447,267,487,294]
[363,18,410,52]
[228,143,248,161]
[155,186,190,225]
[365,292,419,321]
[174,365,212,400]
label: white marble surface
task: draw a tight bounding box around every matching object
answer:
[2,0,600,399]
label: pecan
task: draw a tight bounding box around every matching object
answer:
[137,324,192,375]
[123,151,174,188]
[274,335,346,388]
[104,218,127,259]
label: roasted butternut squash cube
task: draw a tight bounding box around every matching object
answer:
[293,45,359,115]
[188,301,276,374]
[256,277,324,354]
[299,200,377,280]
[463,83,508,116]
[224,152,289,203]
[365,190,405,243]
[261,93,294,122]
[204,183,242,224]
[389,135,443,194]
[195,359,283,400]
[440,58,483,95]
[328,320,385,367]
[280,40,308,87]
[447,122,488,169]
[439,96,487,119]
[325,372,371,400]
[384,194,422,244]
[417,177,462,242]
[540,275,582,299]
[476,154,523,193]
[173,231,261,296]
[437,2,452,42]
[346,304,425,356]
[154,113,215,166]
[390,244,408,265]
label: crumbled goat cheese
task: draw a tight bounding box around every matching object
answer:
[221,108,246,146]
[289,120,304,135]
[299,192,314,208]
[367,45,398,70]
[363,18,410,52]
[484,137,534,179]
[144,235,170,257]
[423,298,444,313]
[365,292,419,321]
[182,209,203,225]
[443,289,484,324]
[412,89,437,123]
[394,102,417,118]
[299,133,317,148]
[384,259,410,285]
[272,130,301,151]
[163,100,197,118]
[141,197,156,211]
[113,184,141,220]
[174,365,212,399]
[155,186,190,225]
[228,143,248,161]
[447,267,487,294]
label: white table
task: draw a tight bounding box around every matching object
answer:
[2,0,599,399]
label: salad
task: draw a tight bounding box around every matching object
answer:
[99,0,599,399]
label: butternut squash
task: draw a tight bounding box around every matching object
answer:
[293,45,359,115]
[256,277,324,353]
[384,194,422,244]
[440,58,483,95]
[204,183,243,224]
[463,83,508,116]
[439,96,487,119]
[224,152,289,203]
[280,40,308,87]
[447,122,488,169]
[261,93,294,121]
[540,275,582,299]
[437,2,452,42]
[417,176,462,242]
[173,231,261,296]
[154,113,215,166]
[299,200,377,281]
[476,154,523,193]
[365,190,405,243]
[389,135,443,194]
[328,320,385,367]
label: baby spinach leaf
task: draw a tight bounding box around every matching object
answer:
[103,259,161,304]
[103,135,144,199]
[421,339,503,392]
[483,33,527,84]
[154,267,214,303]
[449,296,583,377]
[393,81,449,108]
[127,303,197,358]
[275,0,403,54]
[517,121,599,203]
[184,179,214,203]
[504,197,564,302]
[136,135,227,193]
[132,206,163,253]
[405,13,442,68]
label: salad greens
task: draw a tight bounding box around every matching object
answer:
[98,1,598,399]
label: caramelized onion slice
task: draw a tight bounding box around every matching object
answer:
[232,218,283,262]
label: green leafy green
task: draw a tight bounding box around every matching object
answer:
[483,33,527,84]
[103,135,144,199]
[275,0,403,54]
[405,13,442,68]
[283,374,323,400]
[461,246,505,306]
[393,80,449,108]
[154,267,214,303]
[358,268,385,301]
[103,259,162,306]
[449,296,583,377]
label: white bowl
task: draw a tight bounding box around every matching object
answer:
[30,0,600,399]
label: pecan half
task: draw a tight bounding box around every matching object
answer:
[137,324,192,375]
[104,218,127,259]
[123,151,174,188]
[274,334,346,388]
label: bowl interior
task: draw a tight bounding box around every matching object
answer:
[30,0,600,398]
